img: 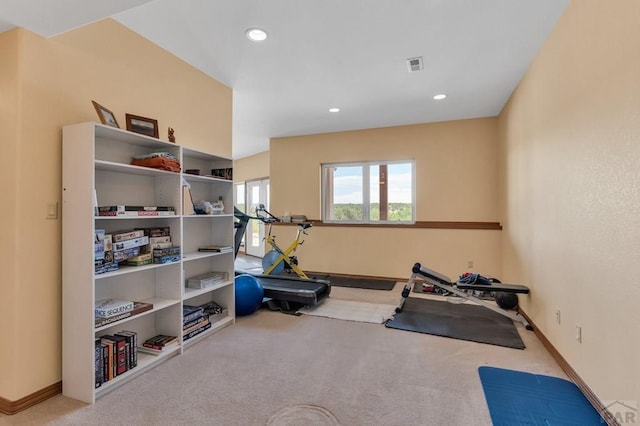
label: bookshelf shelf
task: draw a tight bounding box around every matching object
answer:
[95,345,180,399]
[63,122,235,404]
[94,261,178,280]
[95,160,179,177]
[182,251,231,262]
[183,280,234,300]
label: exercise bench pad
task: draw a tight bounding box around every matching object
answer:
[456,282,529,294]
[412,263,530,294]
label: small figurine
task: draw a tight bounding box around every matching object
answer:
[168,127,176,143]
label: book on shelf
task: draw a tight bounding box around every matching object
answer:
[149,236,171,244]
[112,229,146,242]
[182,185,195,215]
[98,205,176,216]
[95,262,118,275]
[184,321,212,341]
[183,315,206,330]
[149,242,172,250]
[153,254,181,264]
[101,335,128,376]
[187,271,228,289]
[199,301,228,323]
[95,299,134,318]
[113,236,149,252]
[197,245,233,253]
[95,230,119,275]
[183,318,209,335]
[95,338,103,388]
[183,305,205,325]
[100,338,115,381]
[95,330,139,387]
[95,229,105,261]
[136,227,171,237]
[127,253,153,266]
[94,301,153,328]
[153,246,181,257]
[112,247,140,263]
[98,210,176,217]
[141,334,178,351]
[200,301,224,315]
[114,330,138,369]
[137,342,178,355]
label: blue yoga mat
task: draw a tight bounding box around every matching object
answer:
[478,366,604,425]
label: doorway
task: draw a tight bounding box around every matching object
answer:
[245,178,269,257]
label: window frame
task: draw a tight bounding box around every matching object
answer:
[321,159,416,225]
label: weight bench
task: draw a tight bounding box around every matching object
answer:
[397,263,533,330]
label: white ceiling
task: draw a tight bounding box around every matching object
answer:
[0,0,569,159]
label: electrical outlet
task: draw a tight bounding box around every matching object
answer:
[467,260,474,268]
[575,325,582,343]
[555,310,561,325]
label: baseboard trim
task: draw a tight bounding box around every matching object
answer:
[518,309,619,426]
[0,381,62,415]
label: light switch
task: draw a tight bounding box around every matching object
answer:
[47,202,58,219]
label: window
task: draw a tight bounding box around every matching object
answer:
[322,160,415,224]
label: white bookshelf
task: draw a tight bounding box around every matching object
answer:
[62,122,235,403]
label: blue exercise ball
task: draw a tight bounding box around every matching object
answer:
[235,274,264,316]
[262,250,284,275]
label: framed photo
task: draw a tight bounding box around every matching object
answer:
[211,168,233,180]
[125,113,159,138]
[92,100,119,128]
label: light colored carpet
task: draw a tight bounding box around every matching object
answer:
[1,305,566,426]
[298,299,397,324]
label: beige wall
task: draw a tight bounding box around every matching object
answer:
[233,151,270,183]
[0,20,231,401]
[499,0,639,405]
[270,119,503,279]
[0,29,21,400]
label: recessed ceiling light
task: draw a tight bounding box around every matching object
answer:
[329,107,340,113]
[246,28,267,42]
[433,94,447,100]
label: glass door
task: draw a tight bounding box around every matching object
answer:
[234,183,246,253]
[245,178,269,257]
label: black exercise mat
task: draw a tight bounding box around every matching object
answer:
[385,297,525,349]
[312,274,396,291]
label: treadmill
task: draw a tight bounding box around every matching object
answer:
[234,207,331,311]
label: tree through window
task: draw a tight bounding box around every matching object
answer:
[322,160,415,223]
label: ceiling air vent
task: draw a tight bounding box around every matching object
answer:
[407,56,423,72]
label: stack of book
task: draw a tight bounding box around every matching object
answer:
[94,229,154,271]
[153,246,181,264]
[95,229,118,274]
[97,205,176,217]
[197,245,233,254]
[95,299,134,319]
[138,335,179,354]
[94,300,154,328]
[112,230,150,263]
[182,305,212,341]
[187,271,228,289]
[95,330,138,388]
[200,301,228,324]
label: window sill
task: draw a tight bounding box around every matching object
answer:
[274,220,502,230]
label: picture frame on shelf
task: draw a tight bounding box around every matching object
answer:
[125,113,159,138]
[211,168,233,180]
[92,100,119,128]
